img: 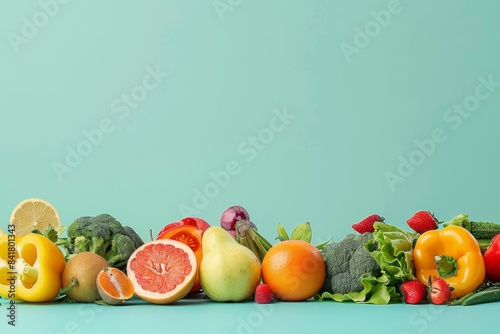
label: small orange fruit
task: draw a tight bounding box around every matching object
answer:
[261,240,326,301]
[96,267,135,305]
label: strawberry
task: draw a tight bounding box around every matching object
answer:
[254,283,273,304]
[406,211,439,234]
[401,280,427,304]
[429,277,452,305]
[352,214,384,234]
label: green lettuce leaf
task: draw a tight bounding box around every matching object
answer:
[367,222,416,288]
[316,271,401,305]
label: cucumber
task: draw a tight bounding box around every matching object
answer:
[470,222,500,240]
[461,287,500,306]
[477,239,492,254]
[450,292,475,306]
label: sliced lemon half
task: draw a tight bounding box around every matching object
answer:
[9,198,61,236]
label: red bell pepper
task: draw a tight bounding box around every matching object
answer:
[483,234,500,282]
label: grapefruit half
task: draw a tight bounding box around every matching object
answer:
[126,239,197,304]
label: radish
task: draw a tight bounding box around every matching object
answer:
[220,205,257,238]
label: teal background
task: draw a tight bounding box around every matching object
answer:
[1,0,499,333]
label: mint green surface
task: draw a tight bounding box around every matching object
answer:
[1,1,500,333]
[3,296,500,333]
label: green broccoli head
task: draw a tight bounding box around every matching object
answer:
[60,213,144,270]
[321,233,380,294]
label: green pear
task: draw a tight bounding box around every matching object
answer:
[200,226,261,302]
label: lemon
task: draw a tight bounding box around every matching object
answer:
[0,227,4,236]
[9,198,61,236]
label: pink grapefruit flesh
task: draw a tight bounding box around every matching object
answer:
[126,239,196,304]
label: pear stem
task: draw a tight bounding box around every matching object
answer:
[60,277,79,295]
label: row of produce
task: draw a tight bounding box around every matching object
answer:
[1,199,500,306]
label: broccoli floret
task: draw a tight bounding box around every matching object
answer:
[59,213,143,270]
[94,214,124,235]
[73,235,90,253]
[321,233,380,294]
[79,218,114,257]
[67,216,93,239]
[105,234,137,269]
[81,221,112,241]
[122,226,145,248]
[90,236,109,256]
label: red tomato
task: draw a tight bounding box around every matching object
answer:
[156,217,210,239]
[157,225,203,294]
[181,217,210,234]
[156,221,184,238]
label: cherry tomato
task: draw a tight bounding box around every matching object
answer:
[157,225,203,294]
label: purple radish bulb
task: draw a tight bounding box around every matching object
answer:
[220,205,250,231]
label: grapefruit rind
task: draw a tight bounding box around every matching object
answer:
[126,239,197,304]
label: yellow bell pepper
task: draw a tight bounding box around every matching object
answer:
[0,233,66,302]
[413,225,485,299]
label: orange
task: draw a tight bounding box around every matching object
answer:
[96,267,135,305]
[261,240,326,301]
[126,239,197,304]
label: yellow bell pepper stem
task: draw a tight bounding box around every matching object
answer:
[413,225,486,299]
[434,255,458,279]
